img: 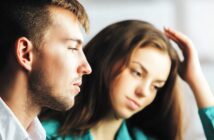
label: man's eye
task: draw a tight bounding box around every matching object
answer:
[68,47,78,51]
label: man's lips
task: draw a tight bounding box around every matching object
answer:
[73,81,82,87]
[73,85,80,94]
[73,81,82,94]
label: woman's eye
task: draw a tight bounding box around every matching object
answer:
[154,86,160,91]
[131,69,142,77]
[152,86,162,92]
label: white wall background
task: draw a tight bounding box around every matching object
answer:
[79,0,214,139]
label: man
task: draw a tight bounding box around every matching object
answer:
[0,0,91,139]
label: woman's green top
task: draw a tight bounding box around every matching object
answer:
[42,107,214,140]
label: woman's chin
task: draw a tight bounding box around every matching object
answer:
[114,110,134,119]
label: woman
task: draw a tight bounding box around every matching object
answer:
[40,20,214,140]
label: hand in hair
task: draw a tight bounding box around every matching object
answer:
[164,27,214,108]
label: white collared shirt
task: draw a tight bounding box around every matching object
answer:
[0,98,46,140]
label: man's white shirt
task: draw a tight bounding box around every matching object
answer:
[0,98,46,140]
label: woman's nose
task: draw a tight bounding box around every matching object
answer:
[135,82,150,97]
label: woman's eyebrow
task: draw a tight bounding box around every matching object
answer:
[131,61,148,74]
[131,61,167,83]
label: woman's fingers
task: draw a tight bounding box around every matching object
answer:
[164,27,193,49]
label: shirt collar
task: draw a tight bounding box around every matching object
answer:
[86,121,132,140]
[0,98,46,140]
[115,121,132,140]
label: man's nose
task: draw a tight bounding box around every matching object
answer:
[78,53,92,75]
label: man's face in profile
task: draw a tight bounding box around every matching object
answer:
[29,7,91,111]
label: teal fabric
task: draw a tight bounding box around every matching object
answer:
[42,120,148,140]
[42,120,92,140]
[43,107,214,140]
[115,121,132,140]
[198,106,214,140]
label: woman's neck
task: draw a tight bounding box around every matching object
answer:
[90,113,123,140]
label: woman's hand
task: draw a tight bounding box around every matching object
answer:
[164,27,214,108]
[164,27,202,84]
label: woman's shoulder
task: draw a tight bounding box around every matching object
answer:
[42,119,61,139]
[120,121,155,140]
[42,119,91,140]
[131,127,156,140]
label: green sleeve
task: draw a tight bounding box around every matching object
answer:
[198,106,214,140]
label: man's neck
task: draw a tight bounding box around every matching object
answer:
[0,71,41,129]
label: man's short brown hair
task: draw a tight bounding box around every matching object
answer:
[0,0,89,71]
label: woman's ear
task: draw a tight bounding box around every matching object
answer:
[15,37,34,72]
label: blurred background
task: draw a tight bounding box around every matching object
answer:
[79,0,214,139]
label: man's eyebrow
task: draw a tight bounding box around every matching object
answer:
[64,38,83,45]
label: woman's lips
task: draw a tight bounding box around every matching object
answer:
[126,97,141,111]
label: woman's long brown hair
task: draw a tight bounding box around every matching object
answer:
[40,20,184,140]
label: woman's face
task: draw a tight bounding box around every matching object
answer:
[110,46,171,119]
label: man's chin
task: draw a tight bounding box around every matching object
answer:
[46,99,75,111]
[64,102,75,111]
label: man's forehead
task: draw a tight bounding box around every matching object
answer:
[47,6,84,43]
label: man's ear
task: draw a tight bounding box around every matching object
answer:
[15,37,34,72]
